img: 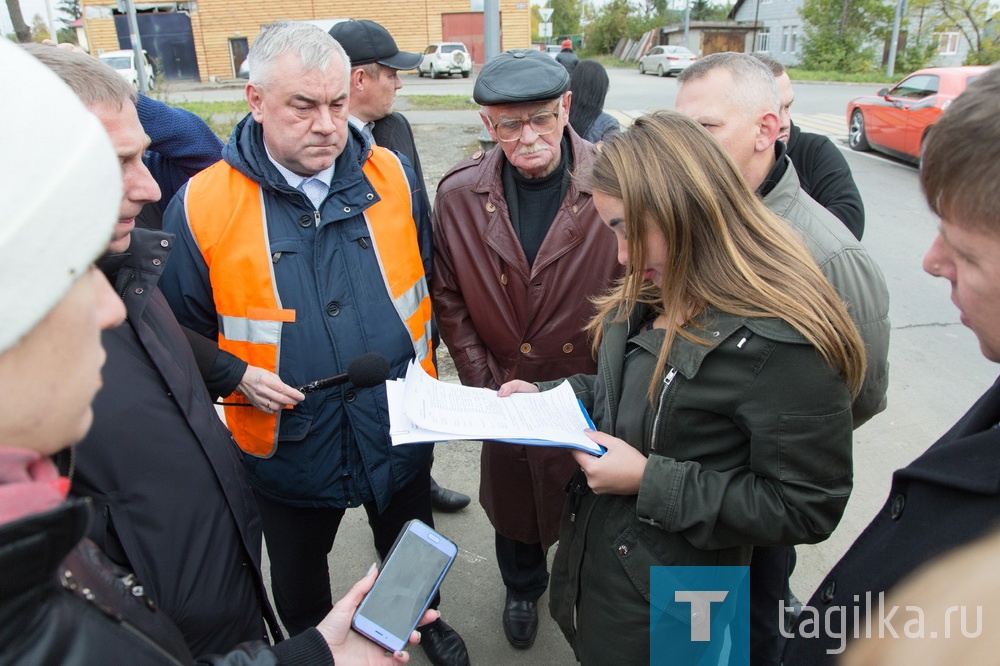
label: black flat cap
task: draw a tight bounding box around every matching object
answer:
[329,19,422,70]
[474,49,571,105]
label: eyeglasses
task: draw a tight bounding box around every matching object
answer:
[488,108,562,142]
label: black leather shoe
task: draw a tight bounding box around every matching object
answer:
[421,618,470,666]
[503,594,538,649]
[431,477,471,513]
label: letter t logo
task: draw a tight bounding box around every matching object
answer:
[674,590,729,641]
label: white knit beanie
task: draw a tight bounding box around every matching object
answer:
[0,41,121,354]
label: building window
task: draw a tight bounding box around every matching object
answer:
[934,32,960,55]
[756,28,770,52]
[782,26,789,52]
[790,26,798,52]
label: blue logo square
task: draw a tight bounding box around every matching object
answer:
[650,566,749,665]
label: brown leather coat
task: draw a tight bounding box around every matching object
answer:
[431,129,622,546]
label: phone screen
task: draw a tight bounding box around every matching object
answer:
[353,521,456,651]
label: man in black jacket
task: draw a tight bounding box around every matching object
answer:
[25,45,282,656]
[783,63,1000,664]
[753,54,865,240]
[330,18,473,517]
[555,39,578,75]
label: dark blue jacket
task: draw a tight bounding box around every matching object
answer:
[783,376,1000,663]
[160,114,433,510]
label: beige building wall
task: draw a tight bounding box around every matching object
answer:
[81,0,531,81]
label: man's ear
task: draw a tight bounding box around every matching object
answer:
[756,110,781,153]
[562,90,573,118]
[246,83,264,121]
[351,67,366,91]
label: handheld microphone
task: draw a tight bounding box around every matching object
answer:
[296,352,391,394]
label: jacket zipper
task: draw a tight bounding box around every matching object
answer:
[314,210,321,227]
[649,368,678,454]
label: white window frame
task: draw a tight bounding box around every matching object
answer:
[756,27,771,52]
[934,31,960,55]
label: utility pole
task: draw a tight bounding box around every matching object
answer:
[683,0,691,49]
[120,0,149,94]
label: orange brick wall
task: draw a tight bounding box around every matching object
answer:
[82,0,531,82]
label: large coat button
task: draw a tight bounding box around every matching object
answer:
[890,494,906,520]
[519,343,531,354]
[326,302,341,317]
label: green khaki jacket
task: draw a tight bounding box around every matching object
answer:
[545,306,854,665]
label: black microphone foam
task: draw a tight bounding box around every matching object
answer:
[347,353,391,388]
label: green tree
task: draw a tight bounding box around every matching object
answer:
[691,0,734,20]
[584,0,634,53]
[799,0,895,71]
[30,13,51,42]
[57,0,81,24]
[551,0,584,37]
[934,0,1000,64]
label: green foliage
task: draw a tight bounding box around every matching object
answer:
[56,27,78,44]
[934,0,1000,64]
[895,39,936,71]
[57,0,80,23]
[691,0,733,21]
[30,13,50,42]
[551,0,584,38]
[788,67,898,81]
[799,0,895,72]
[584,0,635,54]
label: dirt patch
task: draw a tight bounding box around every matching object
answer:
[412,123,484,201]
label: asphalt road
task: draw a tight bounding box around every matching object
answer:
[173,71,999,663]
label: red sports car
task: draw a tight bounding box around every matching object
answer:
[847,66,988,162]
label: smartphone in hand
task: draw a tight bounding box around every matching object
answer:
[352,519,458,652]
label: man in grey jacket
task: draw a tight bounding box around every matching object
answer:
[675,51,890,666]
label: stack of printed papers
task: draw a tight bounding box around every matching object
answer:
[387,361,604,456]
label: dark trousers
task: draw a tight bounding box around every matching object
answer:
[255,463,434,636]
[729,545,795,666]
[495,532,549,603]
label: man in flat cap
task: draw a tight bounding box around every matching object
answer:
[330,18,471,514]
[431,49,621,649]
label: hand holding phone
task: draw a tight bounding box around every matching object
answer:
[352,520,458,653]
[315,564,438,664]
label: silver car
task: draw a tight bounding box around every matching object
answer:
[638,45,697,77]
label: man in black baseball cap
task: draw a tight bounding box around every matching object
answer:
[329,19,474,517]
[431,48,622,650]
[330,19,422,69]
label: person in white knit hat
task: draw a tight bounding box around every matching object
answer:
[0,40,431,665]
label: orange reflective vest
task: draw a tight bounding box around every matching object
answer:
[182,147,434,457]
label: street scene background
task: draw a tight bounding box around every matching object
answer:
[155,68,999,664]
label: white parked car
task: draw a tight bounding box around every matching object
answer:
[638,45,697,77]
[544,44,562,59]
[100,49,155,90]
[419,42,471,79]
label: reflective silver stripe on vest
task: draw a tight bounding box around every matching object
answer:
[217,314,282,345]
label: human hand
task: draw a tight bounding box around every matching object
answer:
[496,380,539,397]
[571,430,647,495]
[236,365,304,414]
[315,565,438,665]
[40,39,86,53]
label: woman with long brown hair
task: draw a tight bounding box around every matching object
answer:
[499,110,865,664]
